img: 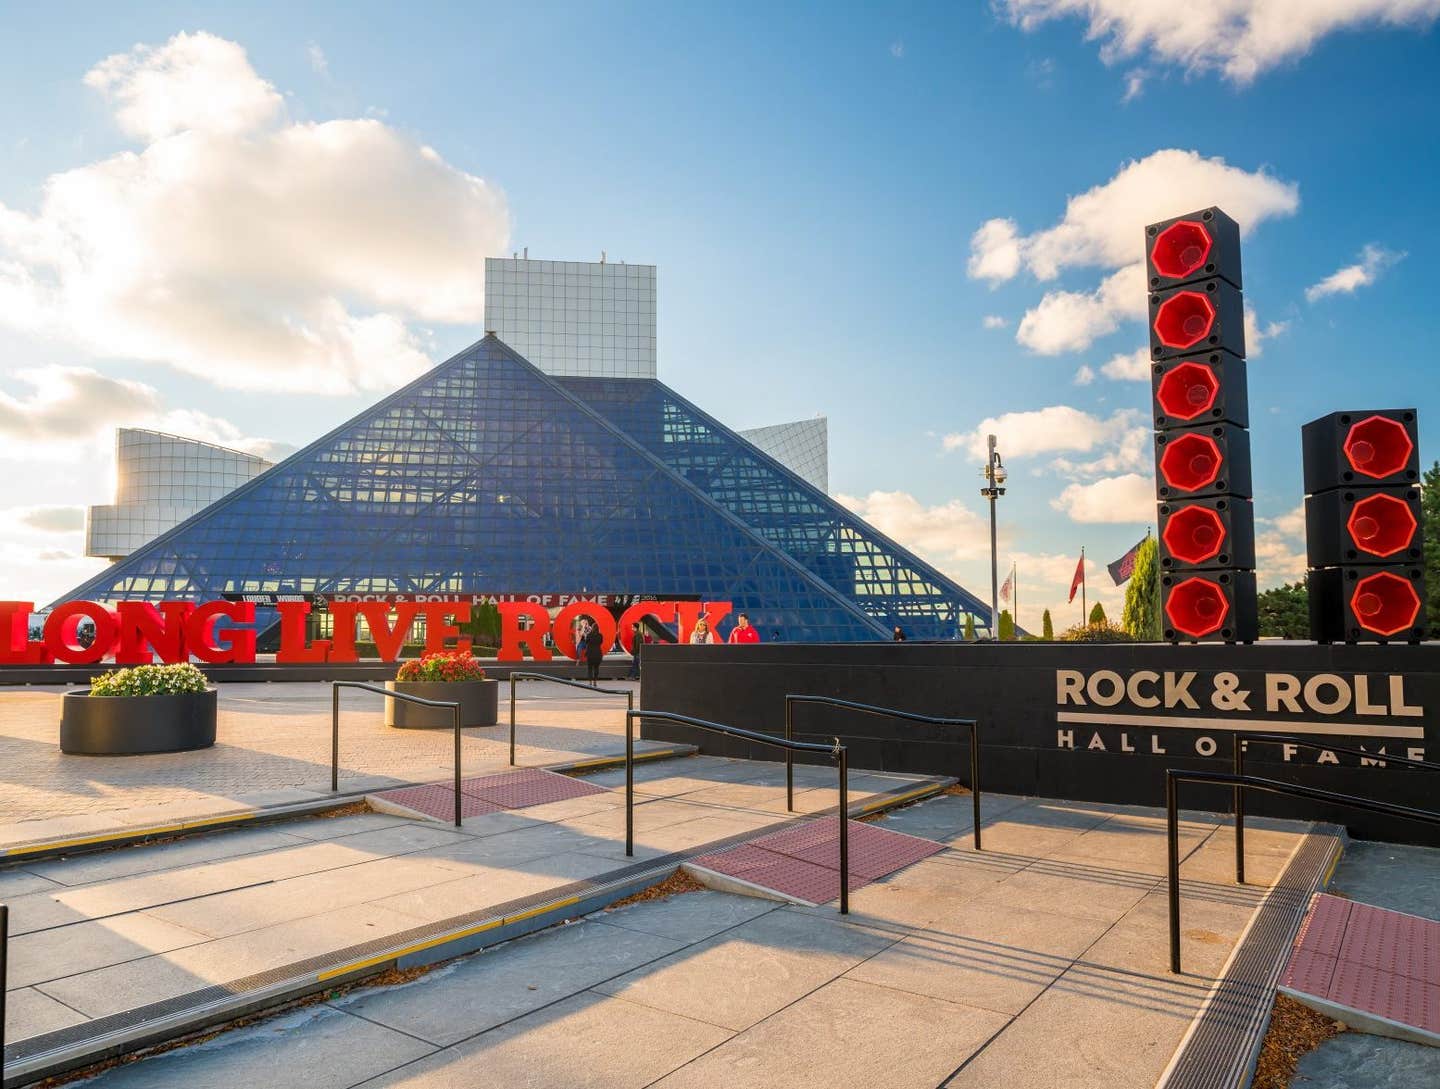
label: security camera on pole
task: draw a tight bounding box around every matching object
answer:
[980,434,1007,640]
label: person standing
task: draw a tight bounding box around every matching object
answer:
[689,618,717,644]
[892,626,906,642]
[626,622,642,680]
[583,620,605,684]
[727,612,761,644]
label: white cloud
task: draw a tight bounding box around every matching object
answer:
[0,32,511,394]
[307,43,329,77]
[84,31,284,141]
[0,365,287,461]
[975,150,1298,356]
[968,219,1023,284]
[1051,472,1155,523]
[1254,503,1308,587]
[982,314,1009,330]
[10,505,86,533]
[1073,364,1095,385]
[1015,262,1144,354]
[1099,346,1150,381]
[997,1,1440,87]
[1305,244,1406,302]
[1244,306,1289,356]
[943,405,1134,460]
[971,149,1299,284]
[890,41,905,58]
[836,490,995,568]
[1049,416,1150,476]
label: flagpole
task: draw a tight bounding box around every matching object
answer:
[1012,562,1019,633]
[1080,546,1087,621]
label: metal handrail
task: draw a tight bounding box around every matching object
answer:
[507,673,634,767]
[785,695,981,849]
[1230,732,1440,884]
[2,902,8,1084]
[625,709,852,914]
[332,681,463,827]
[1165,768,1440,973]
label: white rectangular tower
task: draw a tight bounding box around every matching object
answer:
[484,256,656,378]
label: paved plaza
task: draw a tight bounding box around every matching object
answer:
[0,681,1335,1089]
[0,681,648,834]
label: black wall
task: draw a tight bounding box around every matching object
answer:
[640,642,1440,845]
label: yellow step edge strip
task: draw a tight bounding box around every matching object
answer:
[1321,842,1344,886]
[857,783,943,814]
[562,748,683,772]
[1,810,265,858]
[315,894,585,983]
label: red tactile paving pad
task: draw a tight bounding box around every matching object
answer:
[1284,893,1440,1037]
[750,818,944,879]
[460,768,608,810]
[692,819,942,903]
[373,784,503,821]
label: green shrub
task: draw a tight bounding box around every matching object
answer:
[1059,621,1133,644]
[1041,609,1054,640]
[1088,602,1107,626]
[90,662,209,697]
[963,614,977,641]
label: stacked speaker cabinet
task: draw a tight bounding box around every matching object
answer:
[1145,207,1258,642]
[1302,410,1425,643]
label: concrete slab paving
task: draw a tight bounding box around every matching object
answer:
[652,977,1008,1089]
[355,990,732,1089]
[592,906,896,1031]
[3,985,88,1041]
[599,889,777,943]
[336,919,688,1047]
[61,1004,438,1089]
[7,911,209,989]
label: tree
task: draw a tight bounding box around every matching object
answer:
[963,613,976,641]
[1121,537,1162,641]
[1041,609,1054,640]
[998,609,1015,641]
[1088,601,1107,627]
[1258,581,1309,639]
[1424,460,1440,631]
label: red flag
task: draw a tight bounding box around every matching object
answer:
[1067,555,1085,603]
[1000,567,1013,603]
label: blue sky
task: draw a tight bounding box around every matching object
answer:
[2,2,1439,624]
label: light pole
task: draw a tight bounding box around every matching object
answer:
[979,434,1007,640]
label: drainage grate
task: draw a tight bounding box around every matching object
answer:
[1157,824,1345,1089]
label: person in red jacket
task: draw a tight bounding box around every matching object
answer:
[728,612,761,644]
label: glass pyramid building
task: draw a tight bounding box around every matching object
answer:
[58,336,989,641]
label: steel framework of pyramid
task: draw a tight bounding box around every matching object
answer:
[58,336,989,641]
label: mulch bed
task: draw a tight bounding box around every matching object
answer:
[1252,994,1346,1089]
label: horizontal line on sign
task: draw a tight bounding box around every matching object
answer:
[1055,711,1425,740]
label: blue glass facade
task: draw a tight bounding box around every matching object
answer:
[56,336,988,641]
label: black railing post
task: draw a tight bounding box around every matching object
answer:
[970,722,982,852]
[2,901,8,1085]
[331,683,341,793]
[1233,737,1246,885]
[453,702,463,827]
[1167,769,1181,974]
[509,676,518,767]
[785,697,794,812]
[625,710,635,857]
[838,744,849,915]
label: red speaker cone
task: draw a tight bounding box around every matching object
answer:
[1162,505,1227,564]
[1344,415,1415,480]
[1165,576,1231,638]
[1348,570,1422,636]
[1150,221,1212,281]
[1345,493,1418,558]
[1152,291,1216,350]
[1155,361,1219,422]
[1158,431,1223,493]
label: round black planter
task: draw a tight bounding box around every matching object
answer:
[60,688,218,755]
[385,679,498,729]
